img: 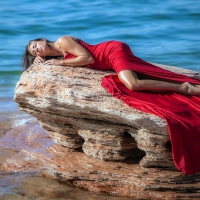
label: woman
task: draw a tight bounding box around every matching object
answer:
[22,36,200,174]
[22,36,200,96]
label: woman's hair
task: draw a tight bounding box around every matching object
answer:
[22,38,55,71]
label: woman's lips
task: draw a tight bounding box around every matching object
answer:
[38,47,42,53]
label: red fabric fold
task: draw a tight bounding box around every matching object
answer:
[101,75,200,174]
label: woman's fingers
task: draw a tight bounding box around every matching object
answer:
[43,60,53,65]
[33,56,46,64]
[43,59,60,65]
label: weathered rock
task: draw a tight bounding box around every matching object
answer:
[14,64,164,164]
[14,63,200,166]
[12,63,200,199]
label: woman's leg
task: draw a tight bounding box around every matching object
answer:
[118,70,200,96]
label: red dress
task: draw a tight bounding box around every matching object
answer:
[65,40,200,174]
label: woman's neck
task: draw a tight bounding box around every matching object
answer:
[48,42,62,56]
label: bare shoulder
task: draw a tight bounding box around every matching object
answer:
[56,36,79,44]
[54,36,82,52]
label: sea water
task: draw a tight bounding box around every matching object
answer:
[0,0,199,199]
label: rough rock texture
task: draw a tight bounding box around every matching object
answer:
[12,63,200,199]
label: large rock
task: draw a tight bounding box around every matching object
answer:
[12,63,200,199]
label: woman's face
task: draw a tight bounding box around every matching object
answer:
[28,39,48,57]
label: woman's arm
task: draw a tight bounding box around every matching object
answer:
[44,36,94,66]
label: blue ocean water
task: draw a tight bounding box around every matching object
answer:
[0,0,200,103]
[0,0,199,199]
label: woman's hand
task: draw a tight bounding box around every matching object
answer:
[33,56,46,64]
[43,59,61,65]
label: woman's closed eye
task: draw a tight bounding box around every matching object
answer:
[33,43,37,55]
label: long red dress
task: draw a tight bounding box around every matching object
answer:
[64,40,200,174]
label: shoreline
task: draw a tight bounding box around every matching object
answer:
[0,99,33,136]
